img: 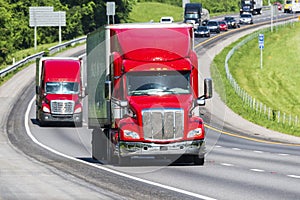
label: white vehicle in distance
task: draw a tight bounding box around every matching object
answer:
[239,13,253,24]
[160,16,174,23]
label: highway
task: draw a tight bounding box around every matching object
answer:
[2,9,300,200]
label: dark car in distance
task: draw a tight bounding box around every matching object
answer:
[194,26,210,37]
[206,20,220,33]
[224,16,240,29]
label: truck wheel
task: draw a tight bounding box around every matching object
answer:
[193,155,205,165]
[39,119,46,127]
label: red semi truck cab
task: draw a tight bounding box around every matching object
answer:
[36,57,84,127]
[87,23,212,165]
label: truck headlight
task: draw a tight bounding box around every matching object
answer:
[187,128,203,138]
[42,106,50,113]
[74,107,82,113]
[123,130,140,139]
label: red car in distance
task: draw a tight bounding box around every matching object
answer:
[273,2,282,11]
[218,20,228,31]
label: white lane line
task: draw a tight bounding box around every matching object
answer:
[220,163,234,167]
[215,145,222,148]
[278,153,289,156]
[253,150,263,153]
[25,97,217,200]
[232,148,241,151]
[250,169,265,172]
[287,175,300,179]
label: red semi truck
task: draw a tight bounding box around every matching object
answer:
[87,23,212,165]
[36,57,84,127]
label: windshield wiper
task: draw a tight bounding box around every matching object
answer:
[130,91,151,96]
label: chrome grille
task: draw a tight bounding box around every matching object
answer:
[142,109,184,140]
[51,100,74,114]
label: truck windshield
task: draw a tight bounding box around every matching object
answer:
[126,71,191,96]
[185,13,199,19]
[45,82,79,94]
[242,0,251,4]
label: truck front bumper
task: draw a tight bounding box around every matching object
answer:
[117,140,205,158]
[41,112,82,123]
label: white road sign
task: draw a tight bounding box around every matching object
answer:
[29,7,66,27]
[107,2,115,16]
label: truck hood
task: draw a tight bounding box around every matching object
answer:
[45,94,80,102]
[127,95,194,114]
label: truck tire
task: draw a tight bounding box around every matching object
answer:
[39,118,46,127]
[193,155,205,165]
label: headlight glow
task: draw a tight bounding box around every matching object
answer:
[42,106,50,113]
[74,107,82,113]
[123,130,140,139]
[187,128,203,138]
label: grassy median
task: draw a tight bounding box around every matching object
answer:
[212,22,300,136]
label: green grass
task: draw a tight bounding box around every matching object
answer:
[1,42,59,70]
[127,2,184,23]
[212,22,300,136]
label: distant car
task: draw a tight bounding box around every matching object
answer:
[224,16,240,29]
[273,2,282,11]
[239,14,253,24]
[194,26,210,37]
[206,20,220,33]
[160,16,174,23]
[218,20,228,31]
[201,19,209,26]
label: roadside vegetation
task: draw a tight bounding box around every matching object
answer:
[212,22,300,136]
[128,2,183,22]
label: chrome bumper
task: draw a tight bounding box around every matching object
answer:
[41,112,82,122]
[116,140,205,158]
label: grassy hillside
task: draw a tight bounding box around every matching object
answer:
[212,23,300,136]
[127,2,184,23]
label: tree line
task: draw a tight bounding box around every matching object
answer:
[0,0,135,65]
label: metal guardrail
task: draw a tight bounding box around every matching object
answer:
[0,36,86,78]
[225,21,300,127]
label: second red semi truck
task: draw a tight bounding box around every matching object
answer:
[36,57,84,127]
[87,23,212,165]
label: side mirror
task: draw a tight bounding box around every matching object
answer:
[105,80,112,100]
[36,86,40,94]
[204,78,213,99]
[195,78,213,107]
[79,86,87,98]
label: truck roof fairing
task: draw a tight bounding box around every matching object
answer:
[108,23,193,62]
[43,59,81,82]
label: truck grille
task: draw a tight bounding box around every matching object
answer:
[142,109,184,140]
[51,100,74,114]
